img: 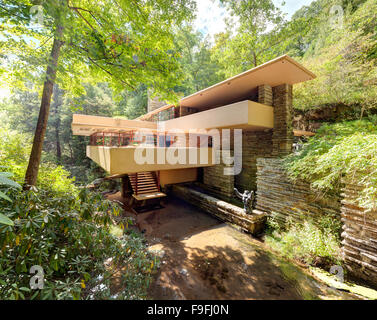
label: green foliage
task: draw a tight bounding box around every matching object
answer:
[173,26,224,95]
[0,187,156,300]
[213,0,287,77]
[114,84,148,120]
[293,0,377,112]
[265,214,342,266]
[0,214,13,227]
[284,117,377,211]
[0,171,21,226]
[0,127,76,194]
[0,0,196,104]
[0,127,156,300]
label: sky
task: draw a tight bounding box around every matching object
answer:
[194,0,315,38]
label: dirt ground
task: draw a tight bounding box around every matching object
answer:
[107,192,356,300]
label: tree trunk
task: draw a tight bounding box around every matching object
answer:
[55,114,62,164]
[253,51,257,67]
[24,25,64,189]
[52,85,62,164]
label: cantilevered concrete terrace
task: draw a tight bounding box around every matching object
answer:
[72,55,316,179]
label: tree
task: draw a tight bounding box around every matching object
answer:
[115,84,148,120]
[173,25,223,95]
[292,0,377,114]
[51,85,64,164]
[212,0,286,77]
[0,0,195,188]
[24,24,64,188]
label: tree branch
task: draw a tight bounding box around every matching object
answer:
[86,56,135,90]
[69,6,96,31]
[68,6,103,27]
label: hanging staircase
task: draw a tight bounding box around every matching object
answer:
[128,171,166,201]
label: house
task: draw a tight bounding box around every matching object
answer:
[72,55,316,205]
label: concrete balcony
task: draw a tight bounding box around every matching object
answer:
[163,100,274,132]
[87,145,215,175]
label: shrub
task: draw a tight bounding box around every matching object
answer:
[284,117,377,211]
[0,127,76,194]
[0,171,21,226]
[265,214,342,266]
[0,187,156,300]
[0,126,157,300]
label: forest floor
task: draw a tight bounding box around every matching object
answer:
[107,193,358,300]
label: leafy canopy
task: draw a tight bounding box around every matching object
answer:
[293,0,377,112]
[0,0,196,103]
[212,0,288,77]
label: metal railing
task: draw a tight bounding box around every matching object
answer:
[89,131,214,148]
[89,131,176,147]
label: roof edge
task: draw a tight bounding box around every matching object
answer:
[137,55,316,120]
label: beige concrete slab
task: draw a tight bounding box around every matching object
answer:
[72,114,157,136]
[87,146,215,175]
[163,100,273,132]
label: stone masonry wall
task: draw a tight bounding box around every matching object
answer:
[173,185,266,236]
[255,158,340,226]
[147,89,166,113]
[203,150,235,200]
[341,180,377,287]
[202,83,293,200]
[272,84,294,157]
[235,130,273,192]
[258,84,273,106]
[255,159,377,288]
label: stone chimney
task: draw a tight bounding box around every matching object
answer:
[147,89,166,113]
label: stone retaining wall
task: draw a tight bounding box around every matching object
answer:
[341,181,377,286]
[172,185,266,236]
[235,130,273,192]
[255,157,340,225]
[203,150,235,200]
[255,157,377,287]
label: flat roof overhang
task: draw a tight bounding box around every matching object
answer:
[139,55,316,119]
[72,114,157,136]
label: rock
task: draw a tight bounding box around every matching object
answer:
[147,248,166,258]
[163,233,172,240]
[104,257,113,267]
[92,178,104,186]
[180,268,189,276]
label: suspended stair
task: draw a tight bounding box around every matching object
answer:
[128,171,166,202]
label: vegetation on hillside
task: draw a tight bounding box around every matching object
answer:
[0,129,156,300]
[265,214,342,267]
[284,117,377,211]
[293,0,377,113]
